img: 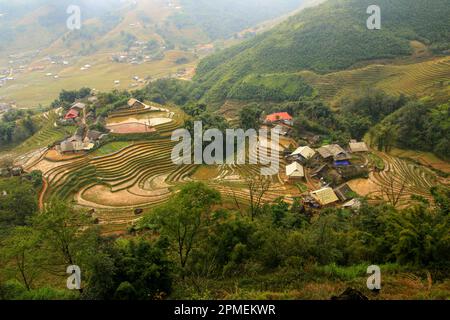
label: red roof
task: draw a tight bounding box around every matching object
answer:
[265,112,292,122]
[64,109,79,120]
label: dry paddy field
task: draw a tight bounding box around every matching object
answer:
[349,152,446,207]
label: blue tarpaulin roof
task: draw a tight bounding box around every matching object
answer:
[334,160,351,166]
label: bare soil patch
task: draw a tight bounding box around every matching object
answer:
[107,122,157,134]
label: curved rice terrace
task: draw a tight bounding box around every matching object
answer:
[40,110,190,209]
[364,153,444,206]
[29,105,447,234]
[199,137,300,206]
[301,56,450,106]
[38,111,294,216]
[8,110,76,154]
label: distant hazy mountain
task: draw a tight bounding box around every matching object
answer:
[0,0,307,57]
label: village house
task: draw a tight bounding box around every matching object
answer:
[64,108,79,120]
[343,198,362,211]
[88,96,98,104]
[349,140,369,153]
[310,163,344,187]
[311,164,330,178]
[286,162,305,182]
[71,102,86,112]
[265,112,293,126]
[128,98,146,109]
[273,123,291,136]
[310,187,339,206]
[11,166,24,177]
[316,144,351,162]
[58,135,84,154]
[333,183,355,202]
[336,164,369,181]
[85,130,102,142]
[289,146,316,162]
[0,102,10,113]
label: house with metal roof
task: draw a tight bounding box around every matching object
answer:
[71,102,86,111]
[349,141,369,153]
[286,162,305,181]
[290,146,316,160]
[334,183,355,202]
[64,108,79,120]
[265,112,293,126]
[316,144,350,161]
[310,187,339,206]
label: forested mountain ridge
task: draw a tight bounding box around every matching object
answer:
[194,0,450,104]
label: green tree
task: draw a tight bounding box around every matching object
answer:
[0,178,38,228]
[0,227,44,290]
[151,182,221,270]
[239,104,262,130]
[31,201,98,273]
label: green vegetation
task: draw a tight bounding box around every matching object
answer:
[0,178,38,232]
[368,153,385,171]
[134,183,449,299]
[194,0,450,104]
[51,88,92,110]
[337,90,408,140]
[369,100,450,160]
[92,142,133,157]
[228,73,314,102]
[0,109,38,147]
[1,0,449,302]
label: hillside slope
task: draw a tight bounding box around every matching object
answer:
[0,0,315,107]
[194,0,450,104]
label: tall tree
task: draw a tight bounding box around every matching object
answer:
[31,201,98,275]
[152,182,221,270]
[0,227,44,291]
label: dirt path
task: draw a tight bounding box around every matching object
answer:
[38,178,48,210]
[305,170,319,190]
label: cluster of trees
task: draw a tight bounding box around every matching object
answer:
[135,183,449,298]
[93,90,131,118]
[236,90,437,158]
[50,88,92,110]
[228,74,314,102]
[0,178,39,231]
[0,197,173,300]
[337,90,408,140]
[369,100,450,159]
[237,99,354,146]
[1,179,449,300]
[0,109,38,146]
[134,79,198,106]
[395,102,449,159]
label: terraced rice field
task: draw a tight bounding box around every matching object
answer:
[34,104,445,231]
[32,108,299,234]
[42,126,194,210]
[350,153,442,207]
[301,56,450,106]
[198,137,302,206]
[16,110,76,153]
[106,107,175,134]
